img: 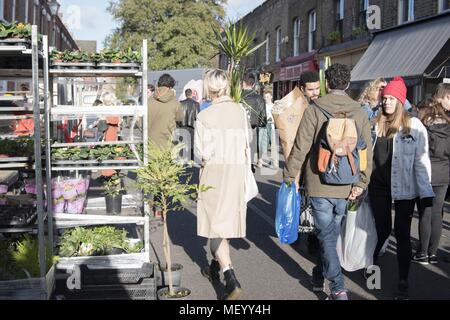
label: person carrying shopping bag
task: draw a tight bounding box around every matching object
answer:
[368,76,435,300]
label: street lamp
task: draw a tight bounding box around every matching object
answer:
[48,0,61,47]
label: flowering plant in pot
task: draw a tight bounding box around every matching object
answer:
[103,174,124,215]
[136,142,210,299]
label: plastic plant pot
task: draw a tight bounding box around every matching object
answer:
[62,181,78,200]
[53,201,66,213]
[66,197,85,214]
[25,183,36,194]
[0,185,8,194]
[75,179,87,194]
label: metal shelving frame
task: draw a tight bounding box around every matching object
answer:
[0,27,54,300]
[44,40,150,270]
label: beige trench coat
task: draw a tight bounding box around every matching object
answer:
[195,96,248,239]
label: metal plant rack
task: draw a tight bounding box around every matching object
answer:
[45,40,151,273]
[0,27,54,300]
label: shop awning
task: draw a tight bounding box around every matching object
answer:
[351,13,450,83]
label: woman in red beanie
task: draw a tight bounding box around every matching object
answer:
[368,76,435,300]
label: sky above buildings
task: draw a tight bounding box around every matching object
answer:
[59,0,265,51]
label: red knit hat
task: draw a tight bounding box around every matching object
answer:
[382,76,407,104]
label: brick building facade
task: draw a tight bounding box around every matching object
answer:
[231,0,449,99]
[0,0,78,51]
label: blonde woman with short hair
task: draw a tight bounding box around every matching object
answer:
[195,69,248,300]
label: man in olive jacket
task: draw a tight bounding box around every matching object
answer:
[283,64,373,300]
[148,73,183,149]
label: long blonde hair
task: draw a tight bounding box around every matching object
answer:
[376,99,411,138]
[358,78,386,106]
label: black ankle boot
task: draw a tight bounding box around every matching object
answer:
[201,259,220,282]
[223,269,243,300]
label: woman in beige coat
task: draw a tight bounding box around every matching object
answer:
[195,69,248,300]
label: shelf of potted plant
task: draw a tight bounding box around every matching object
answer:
[0,26,54,300]
[44,39,150,281]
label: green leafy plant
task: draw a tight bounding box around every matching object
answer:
[0,21,32,39]
[103,174,124,197]
[352,26,367,38]
[136,142,211,297]
[0,137,35,157]
[327,30,341,44]
[0,240,15,281]
[347,200,360,212]
[58,226,143,257]
[212,21,266,103]
[51,147,89,161]
[11,235,57,278]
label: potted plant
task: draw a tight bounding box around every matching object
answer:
[103,174,124,215]
[212,20,266,126]
[352,26,367,39]
[327,30,342,45]
[0,22,33,47]
[136,142,210,299]
[57,226,143,257]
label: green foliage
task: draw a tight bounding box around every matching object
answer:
[327,31,341,44]
[103,174,124,197]
[135,141,210,294]
[0,137,35,157]
[10,235,56,278]
[136,142,209,212]
[352,26,367,38]
[58,226,143,257]
[212,21,266,103]
[0,240,16,280]
[347,200,360,212]
[51,147,89,161]
[0,21,32,39]
[106,0,226,70]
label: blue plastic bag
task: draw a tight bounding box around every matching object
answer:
[275,182,301,244]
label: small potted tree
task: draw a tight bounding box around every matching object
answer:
[136,142,210,299]
[103,174,124,215]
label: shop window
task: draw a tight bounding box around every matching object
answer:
[293,18,300,56]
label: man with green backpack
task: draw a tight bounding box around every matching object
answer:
[283,63,373,300]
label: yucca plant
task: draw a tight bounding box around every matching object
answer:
[212,21,266,103]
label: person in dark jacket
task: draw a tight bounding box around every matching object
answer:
[242,73,266,168]
[412,98,450,265]
[178,89,200,160]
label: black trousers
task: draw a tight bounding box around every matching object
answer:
[417,185,448,256]
[369,191,416,282]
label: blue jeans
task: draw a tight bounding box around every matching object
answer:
[310,197,347,294]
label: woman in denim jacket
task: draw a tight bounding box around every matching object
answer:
[368,76,434,300]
